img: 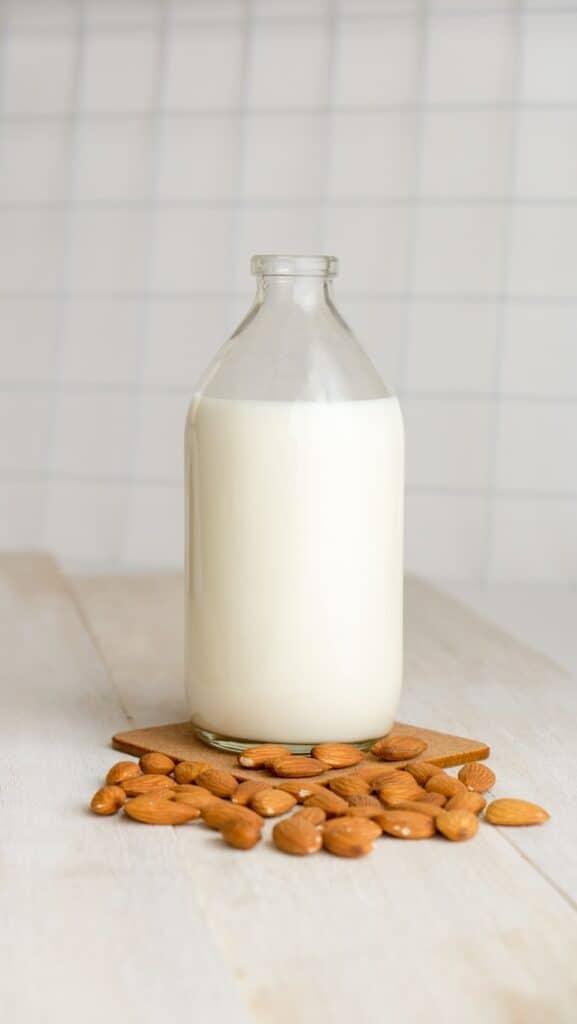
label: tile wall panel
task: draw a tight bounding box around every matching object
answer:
[0,0,574,582]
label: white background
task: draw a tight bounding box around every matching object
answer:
[0,0,575,582]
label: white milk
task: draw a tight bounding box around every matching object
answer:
[185,395,404,744]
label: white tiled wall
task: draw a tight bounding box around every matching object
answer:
[0,0,575,583]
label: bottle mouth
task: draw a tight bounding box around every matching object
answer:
[251,254,338,278]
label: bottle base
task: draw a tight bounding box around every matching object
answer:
[193,726,385,755]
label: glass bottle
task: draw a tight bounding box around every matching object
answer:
[185,255,404,752]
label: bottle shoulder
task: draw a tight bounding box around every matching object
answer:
[195,299,392,403]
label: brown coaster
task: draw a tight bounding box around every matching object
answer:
[112,721,490,784]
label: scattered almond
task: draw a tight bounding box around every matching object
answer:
[354,762,399,782]
[346,794,385,817]
[323,829,373,858]
[197,768,239,799]
[323,816,382,841]
[292,806,326,827]
[328,775,370,799]
[273,817,322,855]
[311,743,364,768]
[272,756,330,778]
[231,779,269,806]
[303,789,349,817]
[90,785,126,816]
[369,768,404,791]
[250,788,297,817]
[445,791,486,815]
[485,799,550,826]
[458,762,496,793]
[419,791,447,807]
[377,771,425,806]
[376,809,435,839]
[106,760,142,786]
[222,821,262,850]
[173,761,211,785]
[139,751,175,776]
[201,800,263,832]
[390,800,443,820]
[121,774,177,797]
[404,761,443,785]
[237,745,290,769]
[371,734,427,762]
[436,809,479,842]
[124,795,200,825]
[425,773,466,799]
[173,786,218,810]
[277,780,326,802]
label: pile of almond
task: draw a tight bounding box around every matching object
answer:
[89,736,550,858]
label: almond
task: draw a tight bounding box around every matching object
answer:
[328,775,370,800]
[197,768,239,799]
[90,785,126,815]
[303,789,349,817]
[250,788,297,817]
[237,745,290,769]
[124,795,200,825]
[375,809,435,839]
[418,792,447,807]
[377,772,425,806]
[346,794,384,817]
[458,762,496,793]
[371,734,427,762]
[201,800,263,832]
[404,761,444,785]
[273,816,323,855]
[121,774,177,797]
[323,829,373,858]
[222,821,262,850]
[369,768,404,791]
[272,756,330,778]
[311,743,364,768]
[231,780,270,806]
[292,806,326,827]
[445,791,486,815]
[105,760,141,786]
[389,800,443,820]
[485,798,550,827]
[354,762,399,782]
[323,816,382,841]
[173,761,211,785]
[139,751,175,776]
[277,780,326,802]
[436,809,479,841]
[425,773,466,799]
[173,786,218,810]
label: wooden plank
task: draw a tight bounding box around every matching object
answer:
[0,554,248,1024]
[71,569,577,1023]
[111,719,490,779]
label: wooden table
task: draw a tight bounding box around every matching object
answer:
[2,553,576,1023]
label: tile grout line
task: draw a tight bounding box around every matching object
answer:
[481,0,525,584]
[117,0,171,567]
[40,0,86,555]
[226,0,254,321]
[397,0,431,399]
[317,0,338,252]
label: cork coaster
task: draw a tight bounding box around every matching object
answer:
[112,720,490,784]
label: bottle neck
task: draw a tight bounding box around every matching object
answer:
[255,274,333,313]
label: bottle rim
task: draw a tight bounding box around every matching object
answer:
[251,254,338,278]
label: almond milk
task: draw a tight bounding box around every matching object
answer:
[185,394,404,745]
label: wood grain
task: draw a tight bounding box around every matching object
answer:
[70,566,577,1023]
[112,719,490,781]
[0,554,248,1023]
